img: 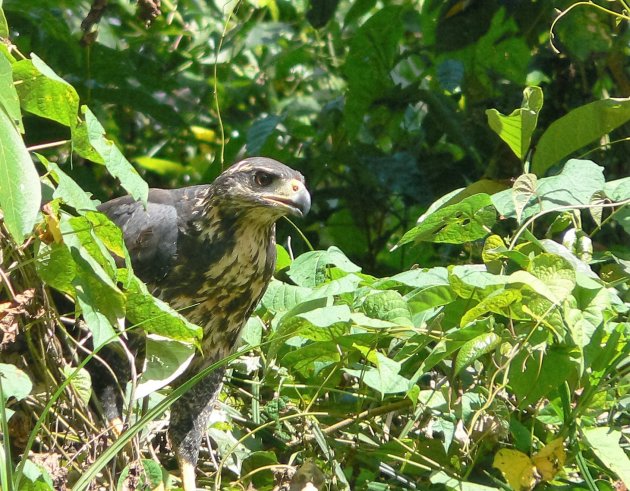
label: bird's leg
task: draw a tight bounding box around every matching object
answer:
[169,366,226,491]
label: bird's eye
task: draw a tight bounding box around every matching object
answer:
[254,171,274,187]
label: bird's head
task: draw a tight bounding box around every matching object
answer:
[209,157,311,220]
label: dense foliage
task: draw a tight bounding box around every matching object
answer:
[0,1,629,490]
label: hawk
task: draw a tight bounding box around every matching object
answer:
[94,157,310,490]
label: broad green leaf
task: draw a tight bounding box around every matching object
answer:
[135,335,195,399]
[486,86,543,160]
[36,242,76,294]
[406,285,457,313]
[38,156,98,212]
[0,107,41,243]
[240,316,264,347]
[62,366,92,406]
[12,55,79,128]
[416,321,490,374]
[0,363,32,402]
[270,304,350,359]
[61,214,118,279]
[454,332,501,375]
[396,194,496,247]
[275,244,291,272]
[532,97,630,175]
[0,53,22,132]
[509,347,578,407]
[299,304,352,328]
[345,353,411,395]
[343,6,404,136]
[119,268,202,343]
[246,114,281,154]
[528,253,576,303]
[261,279,312,313]
[582,427,630,487]
[377,267,449,290]
[460,289,522,326]
[281,341,340,376]
[83,106,148,203]
[361,290,413,326]
[73,271,119,349]
[492,159,605,223]
[512,173,537,222]
[448,264,509,300]
[287,247,361,287]
[306,274,363,302]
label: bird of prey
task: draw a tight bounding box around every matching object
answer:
[94,157,311,490]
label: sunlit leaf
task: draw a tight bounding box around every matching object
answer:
[0,107,41,243]
[582,428,630,487]
[0,53,22,132]
[396,194,496,247]
[83,106,148,204]
[532,97,630,175]
[454,332,500,374]
[486,86,543,161]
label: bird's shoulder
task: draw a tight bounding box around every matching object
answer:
[98,185,211,284]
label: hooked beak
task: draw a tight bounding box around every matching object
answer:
[263,179,311,217]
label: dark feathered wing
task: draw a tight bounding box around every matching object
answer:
[98,185,209,285]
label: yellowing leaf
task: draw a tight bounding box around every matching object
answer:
[531,438,566,481]
[493,448,538,491]
[494,439,566,490]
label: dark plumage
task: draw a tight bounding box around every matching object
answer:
[95,157,310,490]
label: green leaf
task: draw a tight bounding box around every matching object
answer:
[36,242,76,294]
[528,253,576,303]
[246,114,281,154]
[492,159,605,222]
[120,268,202,343]
[12,55,79,128]
[512,173,537,223]
[287,247,361,287]
[270,304,350,359]
[0,363,32,402]
[343,6,404,137]
[0,5,8,38]
[486,86,543,160]
[83,106,148,203]
[0,107,41,243]
[345,353,411,395]
[582,427,630,487]
[396,194,496,247]
[261,279,312,313]
[509,347,578,407]
[275,244,291,272]
[135,335,195,399]
[38,156,98,212]
[460,289,522,326]
[448,264,509,301]
[0,53,22,132]
[62,366,92,406]
[454,332,500,374]
[281,341,340,376]
[361,290,413,326]
[532,97,630,175]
